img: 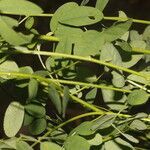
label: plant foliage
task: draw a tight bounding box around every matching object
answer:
[0,0,150,149]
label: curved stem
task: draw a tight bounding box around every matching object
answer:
[9,49,150,80]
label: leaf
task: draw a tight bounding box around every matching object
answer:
[62,86,69,117]
[70,121,94,136]
[85,88,97,101]
[60,6,103,27]
[29,118,47,135]
[95,0,109,11]
[25,103,46,118]
[74,30,105,56]
[101,20,132,42]
[0,137,17,149]
[102,89,127,110]
[50,2,78,32]
[91,115,115,130]
[81,0,90,6]
[16,141,33,150]
[4,101,24,137]
[64,135,90,150]
[25,17,34,29]
[28,79,38,99]
[100,43,122,66]
[117,41,132,52]
[0,60,19,73]
[104,138,134,150]
[130,119,147,131]
[40,142,62,150]
[0,16,33,45]
[127,72,150,85]
[48,84,62,114]
[87,133,102,146]
[127,90,149,106]
[123,133,139,143]
[0,0,43,15]
[111,71,125,88]
[23,112,34,126]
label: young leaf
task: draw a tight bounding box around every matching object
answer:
[28,79,38,100]
[16,141,33,150]
[40,142,62,150]
[25,103,46,118]
[59,6,103,27]
[0,0,43,15]
[62,86,69,118]
[95,0,109,11]
[25,17,34,30]
[29,118,46,135]
[48,84,62,114]
[4,101,24,137]
[64,135,90,150]
[127,90,149,106]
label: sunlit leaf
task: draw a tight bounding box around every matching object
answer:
[4,101,24,137]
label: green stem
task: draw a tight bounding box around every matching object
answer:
[104,16,150,25]
[9,49,149,80]
[132,48,150,55]
[39,35,59,42]
[0,72,130,93]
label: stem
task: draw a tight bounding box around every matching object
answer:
[132,48,150,55]
[104,16,150,25]
[39,35,59,42]
[8,49,149,80]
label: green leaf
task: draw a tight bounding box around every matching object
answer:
[100,43,122,66]
[95,0,109,11]
[111,71,125,88]
[91,115,115,130]
[127,72,150,85]
[28,79,38,99]
[101,20,132,42]
[143,25,150,41]
[130,119,147,131]
[50,2,78,32]
[62,86,69,117]
[0,16,33,45]
[60,6,103,27]
[74,30,105,56]
[25,103,46,118]
[85,88,97,102]
[16,141,33,150]
[4,101,24,137]
[0,137,17,149]
[1,16,18,27]
[87,133,102,146]
[123,133,139,143]
[23,112,34,126]
[70,121,94,136]
[0,60,19,74]
[105,138,134,150]
[127,90,149,106]
[48,84,62,114]
[102,89,127,110]
[0,0,43,15]
[29,118,46,135]
[25,17,34,30]
[117,41,132,52]
[40,142,62,150]
[64,135,90,150]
